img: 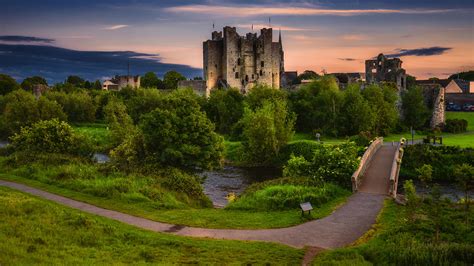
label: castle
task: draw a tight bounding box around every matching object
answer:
[203,26,284,95]
[365,53,407,91]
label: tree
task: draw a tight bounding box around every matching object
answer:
[132,89,224,170]
[204,88,244,135]
[0,74,20,95]
[401,87,430,129]
[163,70,186,90]
[289,76,342,135]
[454,163,474,222]
[241,99,295,165]
[21,76,48,91]
[37,97,67,122]
[362,84,398,136]
[93,80,102,90]
[141,72,159,89]
[65,75,85,87]
[338,84,374,136]
[294,70,320,84]
[449,71,474,81]
[1,90,39,135]
[45,91,97,123]
[10,119,92,157]
[416,164,433,200]
[104,98,135,146]
[245,84,287,110]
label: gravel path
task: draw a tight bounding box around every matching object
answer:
[0,145,396,249]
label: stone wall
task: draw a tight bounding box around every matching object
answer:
[430,87,445,129]
[177,80,207,96]
[365,53,407,91]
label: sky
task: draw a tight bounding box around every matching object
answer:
[0,0,473,83]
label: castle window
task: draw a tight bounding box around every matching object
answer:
[245,75,249,82]
[261,61,264,67]
[252,74,254,79]
[260,70,263,76]
[237,58,241,66]
[210,72,213,77]
[214,64,217,68]
[235,72,239,79]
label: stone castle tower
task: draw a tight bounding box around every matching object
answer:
[365,53,407,91]
[203,26,284,94]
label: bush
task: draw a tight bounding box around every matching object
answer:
[348,131,373,147]
[227,183,348,211]
[282,143,359,188]
[443,119,468,133]
[10,119,93,158]
[46,91,97,123]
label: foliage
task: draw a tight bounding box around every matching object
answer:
[401,86,430,129]
[20,76,48,91]
[362,84,399,136]
[0,187,303,264]
[404,180,419,222]
[293,70,320,84]
[0,74,20,95]
[123,88,164,123]
[348,131,373,147]
[400,144,474,182]
[141,71,164,89]
[204,88,244,135]
[289,76,342,135]
[163,70,186,90]
[244,84,288,110]
[449,70,474,81]
[104,97,135,147]
[227,183,349,211]
[417,164,433,190]
[10,119,92,157]
[65,75,85,87]
[240,99,295,165]
[444,119,468,133]
[45,91,97,123]
[114,89,224,170]
[283,143,359,188]
[338,84,375,136]
[454,163,474,220]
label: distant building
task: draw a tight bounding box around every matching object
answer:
[177,80,207,96]
[417,78,474,109]
[102,75,140,91]
[329,72,365,89]
[365,53,407,91]
[203,26,284,95]
[281,71,298,88]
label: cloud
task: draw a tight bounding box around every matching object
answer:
[341,34,368,41]
[0,44,201,83]
[236,24,317,32]
[164,4,462,17]
[386,47,452,57]
[338,58,357,61]
[103,24,129,30]
[0,35,55,43]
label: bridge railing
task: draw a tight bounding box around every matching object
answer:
[389,138,405,198]
[351,137,383,192]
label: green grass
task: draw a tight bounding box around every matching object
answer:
[291,132,346,145]
[383,112,474,147]
[0,158,349,229]
[313,199,474,265]
[72,123,113,152]
[0,186,304,265]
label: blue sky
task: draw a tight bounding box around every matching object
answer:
[0,0,473,83]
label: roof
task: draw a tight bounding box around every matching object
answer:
[416,79,450,88]
[453,79,470,93]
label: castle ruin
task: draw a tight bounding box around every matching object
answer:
[365,53,407,91]
[203,26,284,95]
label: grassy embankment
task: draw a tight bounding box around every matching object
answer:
[313,199,473,265]
[0,156,349,229]
[0,186,303,265]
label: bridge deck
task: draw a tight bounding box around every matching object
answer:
[358,145,396,195]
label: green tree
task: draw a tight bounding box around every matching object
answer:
[401,87,430,129]
[46,91,97,123]
[289,76,341,135]
[338,84,374,136]
[241,99,295,165]
[245,84,287,110]
[10,119,92,157]
[163,70,186,90]
[134,89,224,170]
[65,75,85,87]
[21,76,48,91]
[141,72,159,89]
[104,98,135,146]
[362,84,398,136]
[37,97,67,122]
[1,90,39,135]
[454,163,474,222]
[204,88,244,135]
[416,164,433,192]
[92,80,102,90]
[0,74,20,95]
[294,70,320,84]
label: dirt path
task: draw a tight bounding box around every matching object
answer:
[0,145,396,249]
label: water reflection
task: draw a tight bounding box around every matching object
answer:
[398,178,472,202]
[199,166,281,208]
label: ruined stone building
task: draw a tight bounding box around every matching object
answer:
[203,26,284,95]
[365,54,407,91]
[102,75,140,91]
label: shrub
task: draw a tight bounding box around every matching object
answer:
[227,183,348,211]
[348,131,373,147]
[10,119,93,158]
[443,119,468,133]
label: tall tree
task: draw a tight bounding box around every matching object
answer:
[141,72,159,89]
[0,74,20,95]
[338,84,374,136]
[163,70,186,90]
[65,75,85,87]
[401,87,429,129]
[21,76,48,91]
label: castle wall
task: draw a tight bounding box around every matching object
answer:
[203,39,223,94]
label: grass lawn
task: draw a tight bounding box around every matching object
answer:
[0,186,303,265]
[384,112,474,147]
[72,123,112,152]
[0,172,349,229]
